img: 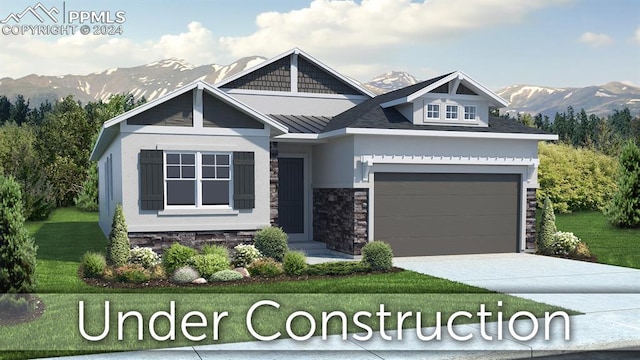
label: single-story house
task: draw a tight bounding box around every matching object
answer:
[90,48,557,256]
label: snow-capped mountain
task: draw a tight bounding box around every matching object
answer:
[496,82,640,117]
[363,71,419,94]
[0,56,266,106]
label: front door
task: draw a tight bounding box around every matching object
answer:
[278,158,305,239]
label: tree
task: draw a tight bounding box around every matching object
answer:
[537,197,557,255]
[106,204,130,266]
[74,162,99,211]
[11,95,30,126]
[606,141,640,228]
[0,96,11,125]
[0,175,38,293]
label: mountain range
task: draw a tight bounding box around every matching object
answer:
[1,57,638,118]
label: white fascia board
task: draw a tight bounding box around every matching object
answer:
[318,127,558,141]
[405,72,460,103]
[456,71,509,107]
[90,125,119,161]
[200,82,289,134]
[273,133,327,143]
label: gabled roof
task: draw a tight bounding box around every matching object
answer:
[90,80,289,160]
[214,47,376,98]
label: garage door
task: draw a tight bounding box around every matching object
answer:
[374,173,520,256]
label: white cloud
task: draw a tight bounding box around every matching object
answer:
[634,26,640,45]
[578,32,614,48]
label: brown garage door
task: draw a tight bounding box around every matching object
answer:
[374,173,520,256]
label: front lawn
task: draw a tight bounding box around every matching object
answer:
[555,211,640,269]
[0,207,575,359]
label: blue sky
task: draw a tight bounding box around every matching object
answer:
[0,0,638,90]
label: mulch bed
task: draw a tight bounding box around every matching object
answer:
[0,295,46,327]
[81,267,403,289]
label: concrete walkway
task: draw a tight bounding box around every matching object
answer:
[48,253,640,359]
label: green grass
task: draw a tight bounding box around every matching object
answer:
[0,207,574,359]
[555,211,640,269]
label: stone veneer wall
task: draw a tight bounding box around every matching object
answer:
[269,142,279,227]
[313,188,368,255]
[525,188,537,251]
[129,231,256,254]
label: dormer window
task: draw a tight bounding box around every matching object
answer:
[464,105,477,121]
[445,105,458,120]
[426,104,440,119]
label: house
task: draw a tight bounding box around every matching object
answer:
[90,48,557,257]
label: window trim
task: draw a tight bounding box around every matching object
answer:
[464,105,477,121]
[163,151,233,209]
[425,103,440,121]
[445,105,458,120]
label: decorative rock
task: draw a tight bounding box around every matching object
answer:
[192,278,207,284]
[234,267,250,278]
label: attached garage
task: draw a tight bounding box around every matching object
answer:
[374,173,521,257]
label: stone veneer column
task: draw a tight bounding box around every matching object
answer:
[313,188,369,255]
[525,188,537,251]
[269,142,279,227]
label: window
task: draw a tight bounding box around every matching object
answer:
[464,105,477,120]
[426,104,440,119]
[165,152,231,207]
[446,105,458,120]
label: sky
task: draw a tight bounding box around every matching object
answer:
[0,0,638,90]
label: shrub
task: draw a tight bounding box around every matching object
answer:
[148,264,166,280]
[106,204,130,267]
[162,243,198,274]
[361,241,393,271]
[606,141,640,228]
[552,231,581,255]
[305,261,370,276]
[537,142,617,213]
[0,175,38,293]
[0,294,32,315]
[129,246,160,269]
[283,251,307,276]
[253,227,288,262]
[115,264,150,283]
[81,252,106,278]
[171,266,200,283]
[201,244,229,259]
[74,162,98,212]
[188,254,230,279]
[537,197,557,255]
[570,242,593,260]
[247,258,284,277]
[210,269,244,282]
[232,244,262,268]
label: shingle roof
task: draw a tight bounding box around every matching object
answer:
[321,73,552,135]
[268,114,331,133]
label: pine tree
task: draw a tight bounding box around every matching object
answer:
[106,204,130,266]
[74,162,99,211]
[537,197,557,255]
[0,175,38,293]
[606,141,640,228]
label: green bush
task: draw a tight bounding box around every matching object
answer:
[106,204,130,267]
[253,227,288,262]
[538,142,617,213]
[162,243,198,274]
[537,197,557,255]
[0,294,32,315]
[552,231,581,255]
[74,162,99,212]
[232,244,262,268]
[247,258,284,277]
[148,264,166,280]
[606,141,640,228]
[305,261,370,276]
[171,266,200,283]
[129,246,160,269]
[361,241,393,271]
[210,269,244,282]
[201,244,230,259]
[81,252,106,278]
[0,175,38,293]
[115,264,150,283]
[283,251,307,276]
[570,242,593,260]
[188,253,230,279]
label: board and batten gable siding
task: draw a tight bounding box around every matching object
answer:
[223,57,291,92]
[126,91,193,127]
[203,93,264,129]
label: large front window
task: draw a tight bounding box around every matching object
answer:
[165,152,231,207]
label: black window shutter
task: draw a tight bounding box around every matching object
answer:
[140,150,164,210]
[233,152,255,209]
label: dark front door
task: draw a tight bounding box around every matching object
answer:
[278,158,304,234]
